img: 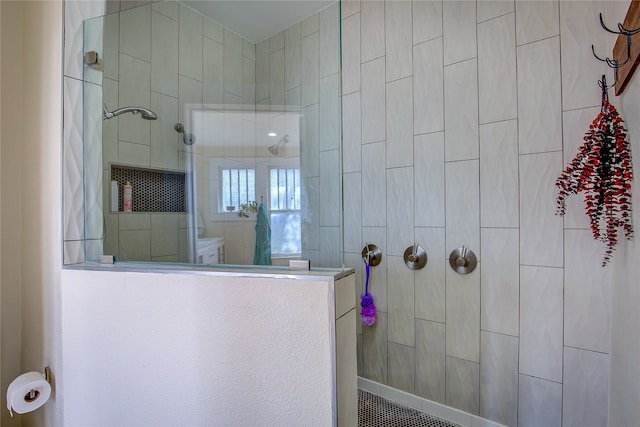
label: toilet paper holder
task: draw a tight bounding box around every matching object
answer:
[27,367,51,401]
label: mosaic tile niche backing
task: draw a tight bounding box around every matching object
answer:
[111,165,186,213]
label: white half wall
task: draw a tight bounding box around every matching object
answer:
[61,268,337,426]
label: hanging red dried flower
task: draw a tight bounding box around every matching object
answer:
[555,80,633,266]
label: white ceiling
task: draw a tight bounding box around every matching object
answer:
[182,1,335,44]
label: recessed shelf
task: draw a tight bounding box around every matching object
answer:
[110,165,186,213]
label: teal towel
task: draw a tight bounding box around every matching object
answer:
[253,203,272,265]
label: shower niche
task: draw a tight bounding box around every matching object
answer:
[110,165,186,213]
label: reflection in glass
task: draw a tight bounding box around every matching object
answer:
[83,1,342,268]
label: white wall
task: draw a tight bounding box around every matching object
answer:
[1,1,64,426]
[342,1,627,426]
[0,2,23,427]
[610,35,640,426]
[61,268,336,426]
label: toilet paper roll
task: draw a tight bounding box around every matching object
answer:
[6,372,51,416]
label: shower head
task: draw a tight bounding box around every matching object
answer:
[268,134,290,156]
[103,105,157,120]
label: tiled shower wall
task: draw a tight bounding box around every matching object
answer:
[64,0,341,266]
[255,3,342,267]
[100,2,258,263]
[341,1,626,426]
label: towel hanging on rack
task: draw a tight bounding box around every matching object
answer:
[555,75,633,266]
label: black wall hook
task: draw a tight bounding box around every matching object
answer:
[591,13,639,88]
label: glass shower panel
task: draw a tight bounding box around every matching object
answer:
[82,1,342,268]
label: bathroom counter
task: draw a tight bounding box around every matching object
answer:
[61,265,356,426]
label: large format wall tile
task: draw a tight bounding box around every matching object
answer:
[319,150,341,227]
[342,13,360,95]
[445,160,480,257]
[443,0,477,65]
[319,226,341,267]
[414,133,445,227]
[301,13,318,38]
[387,256,415,347]
[103,12,120,81]
[385,1,412,82]
[301,176,319,252]
[178,4,203,82]
[203,37,223,106]
[301,104,319,178]
[270,31,284,52]
[477,0,514,23]
[518,374,562,427]
[361,1,385,62]
[301,33,319,107]
[151,10,179,98]
[517,37,562,154]
[560,0,609,111]
[150,214,179,258]
[519,152,563,267]
[480,331,518,426]
[343,173,362,254]
[445,356,479,415]
[564,229,611,353]
[342,92,361,174]
[119,54,151,145]
[319,3,339,78]
[242,56,255,106]
[413,39,444,135]
[84,82,104,241]
[362,57,386,144]
[269,47,285,108]
[478,13,517,124]
[520,266,563,382]
[120,4,150,62]
[481,228,519,336]
[412,0,442,44]
[444,59,479,161]
[414,228,445,323]
[178,75,203,125]
[342,0,360,19]
[64,240,85,265]
[119,229,151,261]
[480,120,518,228]
[415,319,445,403]
[64,77,85,242]
[515,0,559,46]
[150,92,179,171]
[386,77,413,168]
[388,342,415,394]
[387,167,414,256]
[362,311,388,384]
[561,107,600,229]
[202,11,222,43]
[284,23,301,91]
[319,74,340,152]
[362,142,386,227]
[223,29,245,97]
[446,266,480,362]
[102,78,119,168]
[256,40,270,102]
[563,347,609,427]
